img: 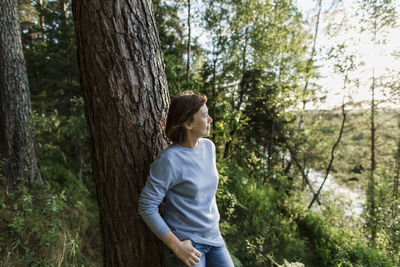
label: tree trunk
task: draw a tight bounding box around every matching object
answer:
[210,41,218,133]
[394,141,400,200]
[298,0,322,131]
[367,16,379,245]
[186,0,191,82]
[72,0,169,266]
[368,69,377,245]
[223,27,248,159]
[0,0,44,184]
[308,103,347,209]
[38,0,46,43]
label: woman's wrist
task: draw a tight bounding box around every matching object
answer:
[161,231,182,251]
[161,232,201,266]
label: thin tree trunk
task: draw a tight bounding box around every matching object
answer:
[298,0,322,130]
[237,27,248,112]
[223,27,248,159]
[72,0,169,265]
[368,68,377,244]
[59,0,72,117]
[308,59,352,208]
[0,0,44,184]
[211,40,218,132]
[287,140,321,205]
[267,111,321,205]
[367,15,379,245]
[38,0,46,43]
[308,103,347,209]
[266,108,275,176]
[294,0,322,190]
[394,141,400,200]
[186,0,191,82]
[265,48,284,179]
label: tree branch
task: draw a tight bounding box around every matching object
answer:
[308,104,347,209]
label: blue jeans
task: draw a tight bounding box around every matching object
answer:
[163,241,234,267]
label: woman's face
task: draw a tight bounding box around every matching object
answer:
[187,104,213,138]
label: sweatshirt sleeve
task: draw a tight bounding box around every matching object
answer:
[138,152,176,239]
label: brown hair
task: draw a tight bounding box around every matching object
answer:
[165,90,207,144]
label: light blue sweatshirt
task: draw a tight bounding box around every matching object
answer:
[138,138,224,246]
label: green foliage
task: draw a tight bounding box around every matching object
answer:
[215,158,394,266]
[297,212,393,267]
[0,96,100,265]
[152,0,205,96]
[216,159,305,266]
[32,97,94,196]
[0,182,101,266]
[0,94,99,264]
[20,0,80,116]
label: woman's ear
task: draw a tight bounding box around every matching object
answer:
[184,122,192,130]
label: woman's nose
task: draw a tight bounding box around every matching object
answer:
[208,116,213,123]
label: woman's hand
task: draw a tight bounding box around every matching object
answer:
[161,232,202,266]
[171,239,202,267]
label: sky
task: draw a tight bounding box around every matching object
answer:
[297,0,400,110]
[184,0,400,110]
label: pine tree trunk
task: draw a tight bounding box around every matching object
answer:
[0,0,44,184]
[72,0,169,265]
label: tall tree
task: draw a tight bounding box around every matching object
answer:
[186,0,191,82]
[152,0,198,96]
[72,0,169,265]
[0,0,44,184]
[235,0,311,182]
[394,141,400,200]
[359,0,397,245]
[298,0,322,131]
[222,0,250,159]
[202,0,229,135]
[308,44,354,208]
[20,0,81,116]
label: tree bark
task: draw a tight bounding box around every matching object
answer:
[0,0,44,184]
[72,0,169,266]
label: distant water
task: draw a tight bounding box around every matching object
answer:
[307,169,365,218]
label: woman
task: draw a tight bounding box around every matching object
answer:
[138,91,234,267]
